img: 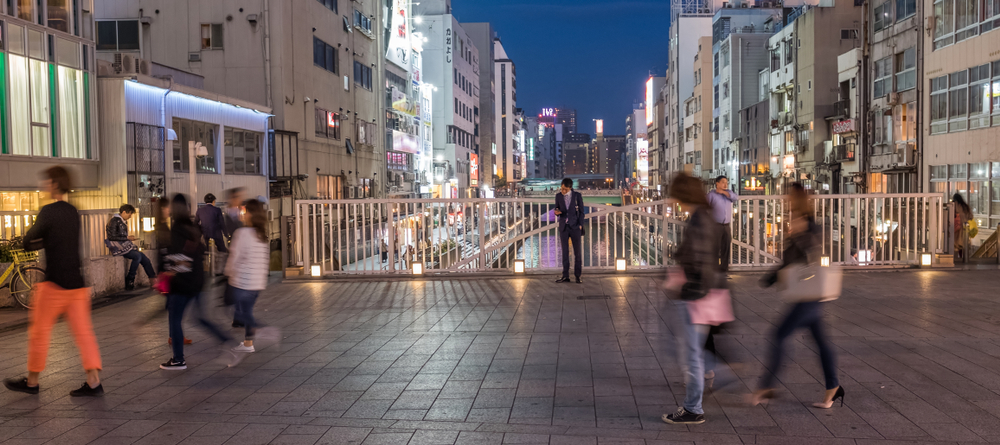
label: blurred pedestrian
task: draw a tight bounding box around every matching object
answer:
[226,199,278,365]
[223,187,245,242]
[106,204,155,291]
[4,166,104,397]
[161,194,233,370]
[662,172,723,425]
[750,183,843,409]
[704,175,737,382]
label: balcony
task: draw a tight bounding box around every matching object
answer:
[830,100,850,119]
[833,144,855,163]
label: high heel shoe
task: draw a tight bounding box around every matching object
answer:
[812,386,845,409]
[748,388,776,406]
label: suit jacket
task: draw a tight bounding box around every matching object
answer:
[555,191,586,230]
[195,204,225,241]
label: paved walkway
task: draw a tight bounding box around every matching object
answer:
[2,270,1000,444]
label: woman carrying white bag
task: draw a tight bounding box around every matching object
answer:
[750,183,844,409]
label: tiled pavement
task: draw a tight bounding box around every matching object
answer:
[3,270,1000,444]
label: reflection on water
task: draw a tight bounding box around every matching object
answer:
[518,222,656,269]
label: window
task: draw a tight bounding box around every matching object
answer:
[894,48,915,92]
[56,38,87,159]
[874,1,892,32]
[784,41,793,65]
[95,20,139,51]
[313,37,337,74]
[931,75,948,133]
[896,0,917,19]
[949,69,969,132]
[48,0,70,33]
[970,64,991,129]
[873,57,892,98]
[722,82,729,99]
[8,24,53,157]
[985,0,1000,32]
[224,129,262,175]
[841,29,859,39]
[721,45,730,68]
[315,108,341,139]
[893,102,916,161]
[200,24,223,49]
[770,47,780,71]
[354,61,372,90]
[353,10,372,33]
[172,119,217,173]
[934,0,979,49]
[16,0,34,22]
[317,0,337,13]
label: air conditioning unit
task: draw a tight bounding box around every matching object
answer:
[898,145,916,166]
[121,54,135,74]
[888,92,900,105]
[138,59,151,75]
[189,52,202,62]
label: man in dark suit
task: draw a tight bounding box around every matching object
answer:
[554,178,585,283]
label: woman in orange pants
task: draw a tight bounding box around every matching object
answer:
[3,166,104,397]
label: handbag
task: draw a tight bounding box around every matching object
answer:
[154,272,172,294]
[777,262,842,303]
[686,288,735,326]
[663,266,686,293]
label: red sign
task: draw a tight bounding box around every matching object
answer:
[832,119,854,134]
[469,154,479,181]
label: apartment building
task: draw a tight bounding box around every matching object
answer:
[684,37,714,178]
[464,22,497,189]
[493,38,519,182]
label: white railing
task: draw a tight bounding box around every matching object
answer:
[1,209,141,260]
[292,193,947,276]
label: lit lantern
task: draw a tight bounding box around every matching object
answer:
[513,259,525,274]
[311,265,322,277]
[616,258,627,272]
[921,253,932,267]
[412,262,424,275]
[820,256,830,267]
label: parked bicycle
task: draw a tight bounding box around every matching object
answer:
[0,238,46,309]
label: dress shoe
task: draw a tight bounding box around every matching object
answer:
[555,277,571,283]
[575,277,583,283]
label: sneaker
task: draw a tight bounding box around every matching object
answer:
[662,407,705,425]
[3,377,39,395]
[159,359,187,370]
[232,343,255,353]
[69,382,104,397]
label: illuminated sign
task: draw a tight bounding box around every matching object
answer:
[392,129,419,154]
[541,108,556,117]
[636,139,649,185]
[528,138,534,160]
[832,119,855,134]
[470,153,479,181]
[596,119,603,134]
[783,154,795,171]
[327,112,339,128]
[385,0,411,68]
[538,125,544,138]
[645,78,654,126]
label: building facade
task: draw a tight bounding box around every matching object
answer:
[493,38,519,183]
[464,22,497,189]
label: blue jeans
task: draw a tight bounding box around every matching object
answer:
[676,300,710,414]
[760,301,839,390]
[231,287,259,340]
[167,293,232,362]
[122,250,155,284]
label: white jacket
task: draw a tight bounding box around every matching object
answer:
[225,227,270,290]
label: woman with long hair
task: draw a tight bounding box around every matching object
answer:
[750,183,842,409]
[151,197,192,345]
[953,193,972,259]
[661,173,722,425]
[226,199,275,360]
[160,194,233,370]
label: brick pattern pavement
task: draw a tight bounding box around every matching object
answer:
[1,270,1000,444]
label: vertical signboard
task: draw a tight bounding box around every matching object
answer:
[636,139,649,185]
[385,0,411,68]
[469,153,479,185]
[645,78,654,126]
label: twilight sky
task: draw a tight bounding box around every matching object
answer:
[450,0,672,135]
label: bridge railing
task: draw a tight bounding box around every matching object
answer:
[290,193,947,277]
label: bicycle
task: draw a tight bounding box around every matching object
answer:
[0,239,46,309]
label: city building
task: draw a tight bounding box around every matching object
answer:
[415,0,480,197]
[384,0,428,199]
[823,48,861,194]
[625,102,646,186]
[711,7,779,183]
[557,108,577,137]
[563,133,591,175]
[523,116,540,178]
[737,98,771,195]
[94,0,384,211]
[645,76,667,188]
[923,0,1000,236]
[767,1,862,193]
[493,38,519,183]
[0,0,101,211]
[684,37,714,179]
[864,0,921,193]
[604,135,627,185]
[464,22,497,190]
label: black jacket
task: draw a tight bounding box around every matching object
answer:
[762,215,820,287]
[555,191,586,229]
[105,215,130,242]
[166,217,206,296]
[674,206,724,300]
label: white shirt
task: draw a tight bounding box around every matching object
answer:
[225,227,270,290]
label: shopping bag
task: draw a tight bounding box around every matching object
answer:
[777,263,842,303]
[686,288,735,326]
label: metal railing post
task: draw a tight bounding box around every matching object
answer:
[478,201,487,271]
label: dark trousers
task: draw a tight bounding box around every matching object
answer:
[720,223,732,272]
[760,301,839,390]
[167,293,232,362]
[231,287,259,340]
[559,225,583,278]
[122,250,155,284]
[204,234,229,253]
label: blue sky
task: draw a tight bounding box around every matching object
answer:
[450,0,672,135]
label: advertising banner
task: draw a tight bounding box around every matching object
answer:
[385,0,411,68]
[392,129,419,154]
[470,153,479,181]
[636,139,649,185]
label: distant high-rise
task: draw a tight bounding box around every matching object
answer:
[557,109,577,136]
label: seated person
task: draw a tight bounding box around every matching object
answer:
[106,204,155,291]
